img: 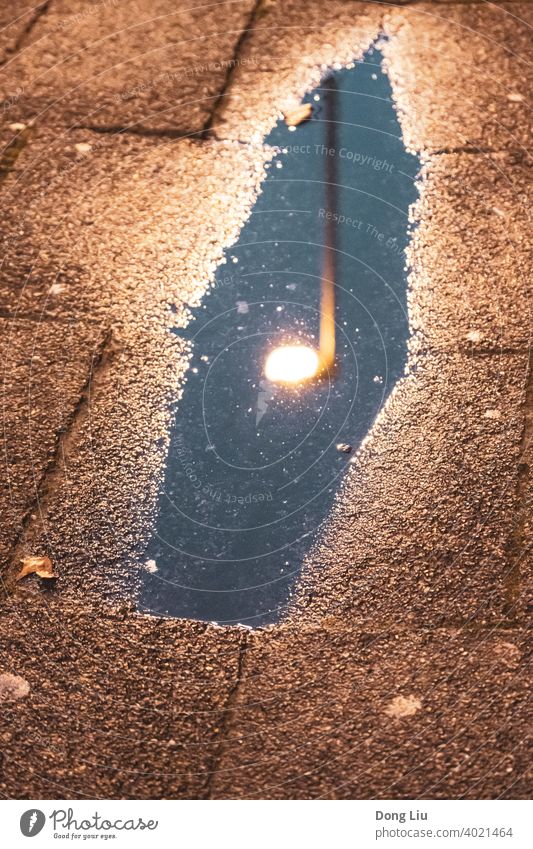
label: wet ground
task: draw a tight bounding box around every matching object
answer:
[0,0,530,800]
[142,48,419,625]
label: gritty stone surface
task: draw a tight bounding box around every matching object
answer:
[0,599,243,798]
[0,671,30,702]
[209,627,531,799]
[0,128,273,602]
[382,3,533,152]
[408,153,532,352]
[0,1,42,65]
[0,0,530,800]
[520,373,532,614]
[212,0,383,142]
[289,350,528,628]
[0,0,256,133]
[0,316,106,566]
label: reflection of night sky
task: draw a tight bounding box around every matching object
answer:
[141,47,420,625]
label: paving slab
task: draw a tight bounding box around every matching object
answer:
[0,0,529,802]
[0,0,256,133]
[0,1,45,65]
[0,598,244,798]
[209,626,531,799]
[382,2,532,153]
[210,1,532,152]
[0,129,272,599]
[289,350,529,628]
[519,360,532,619]
[212,0,383,141]
[0,316,106,569]
[408,151,531,353]
[0,127,270,318]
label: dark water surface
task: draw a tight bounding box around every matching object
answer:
[140,47,420,625]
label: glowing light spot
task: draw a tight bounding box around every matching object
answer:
[264,345,319,384]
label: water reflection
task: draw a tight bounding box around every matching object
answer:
[141,47,420,625]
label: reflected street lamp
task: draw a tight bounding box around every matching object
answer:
[265,75,338,385]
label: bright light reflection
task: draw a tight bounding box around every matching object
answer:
[264,345,319,384]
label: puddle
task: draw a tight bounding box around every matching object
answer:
[140,46,420,626]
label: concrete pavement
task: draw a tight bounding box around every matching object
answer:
[0,0,530,799]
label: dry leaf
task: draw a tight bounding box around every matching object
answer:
[284,103,312,127]
[17,555,57,581]
[385,695,422,718]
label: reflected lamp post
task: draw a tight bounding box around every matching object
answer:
[265,75,338,385]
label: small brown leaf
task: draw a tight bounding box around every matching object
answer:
[385,695,422,718]
[284,103,312,127]
[17,555,57,581]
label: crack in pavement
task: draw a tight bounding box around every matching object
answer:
[0,0,53,67]
[382,0,529,5]
[504,349,532,620]
[0,308,103,325]
[71,123,202,140]
[0,125,32,186]
[68,127,254,146]
[203,631,249,799]
[201,0,264,140]
[429,146,530,157]
[412,345,532,357]
[1,325,113,595]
